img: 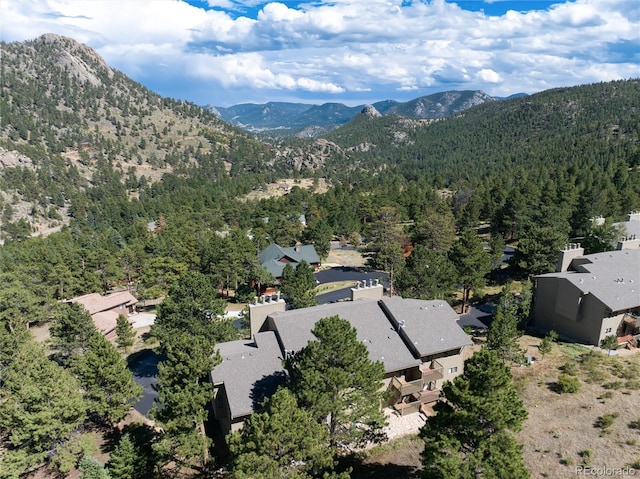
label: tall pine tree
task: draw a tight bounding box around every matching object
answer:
[420,349,529,479]
[287,316,386,450]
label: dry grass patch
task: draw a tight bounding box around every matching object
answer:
[516,335,640,478]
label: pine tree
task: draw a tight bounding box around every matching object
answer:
[420,349,529,479]
[486,284,526,364]
[449,230,492,313]
[107,434,137,479]
[538,335,553,359]
[72,333,143,425]
[395,245,456,300]
[115,313,135,351]
[0,340,87,477]
[49,301,97,365]
[280,260,318,309]
[78,456,110,479]
[151,333,219,469]
[228,388,337,479]
[287,316,386,449]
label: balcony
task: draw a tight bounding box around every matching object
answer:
[391,376,423,397]
[393,389,441,416]
[421,360,444,383]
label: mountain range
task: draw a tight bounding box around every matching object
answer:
[0,33,638,239]
[209,91,527,137]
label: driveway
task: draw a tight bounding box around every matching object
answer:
[315,267,388,304]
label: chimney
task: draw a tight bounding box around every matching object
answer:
[617,234,640,250]
[556,243,584,272]
[248,293,286,336]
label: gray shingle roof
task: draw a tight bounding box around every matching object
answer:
[210,331,287,420]
[258,243,320,278]
[269,300,421,373]
[380,297,473,358]
[537,249,640,312]
[614,217,640,239]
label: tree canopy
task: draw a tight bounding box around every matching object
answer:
[280,260,318,310]
[286,315,386,450]
[228,388,339,479]
[420,348,529,479]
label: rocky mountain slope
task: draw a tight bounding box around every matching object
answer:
[0,34,274,235]
[210,90,505,137]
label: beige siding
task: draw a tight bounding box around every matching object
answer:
[431,352,465,388]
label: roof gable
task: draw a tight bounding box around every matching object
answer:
[380,297,472,358]
[210,331,288,420]
[270,299,427,374]
[259,243,320,278]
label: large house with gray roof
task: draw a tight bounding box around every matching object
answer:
[210,283,472,435]
[258,243,321,281]
[533,246,640,347]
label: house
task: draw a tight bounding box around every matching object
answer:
[211,282,472,435]
[258,243,321,281]
[532,246,640,347]
[69,291,138,339]
[210,331,287,435]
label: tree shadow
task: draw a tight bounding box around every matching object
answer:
[249,370,289,411]
[339,454,422,479]
[127,349,164,378]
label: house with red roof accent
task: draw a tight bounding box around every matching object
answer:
[69,291,138,339]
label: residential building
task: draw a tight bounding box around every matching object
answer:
[210,331,287,435]
[69,291,137,339]
[258,243,321,281]
[533,246,640,346]
[211,282,472,435]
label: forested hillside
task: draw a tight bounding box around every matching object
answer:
[0,34,279,237]
[325,79,640,240]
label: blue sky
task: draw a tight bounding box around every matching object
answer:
[1,1,638,106]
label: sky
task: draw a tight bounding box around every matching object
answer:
[1,0,639,107]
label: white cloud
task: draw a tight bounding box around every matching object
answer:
[476,68,501,83]
[0,0,638,106]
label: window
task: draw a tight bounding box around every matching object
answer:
[448,367,458,374]
[605,328,612,334]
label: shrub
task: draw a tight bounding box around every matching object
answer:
[629,419,640,430]
[595,412,619,434]
[557,374,581,393]
[599,391,614,400]
[603,381,624,390]
[625,379,640,390]
[559,362,578,376]
[579,449,594,467]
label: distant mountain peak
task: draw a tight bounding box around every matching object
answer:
[360,104,382,117]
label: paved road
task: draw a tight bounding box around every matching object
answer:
[128,349,162,416]
[315,267,388,304]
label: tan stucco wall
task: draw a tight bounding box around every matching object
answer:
[427,351,465,389]
[533,277,616,346]
[351,284,384,301]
